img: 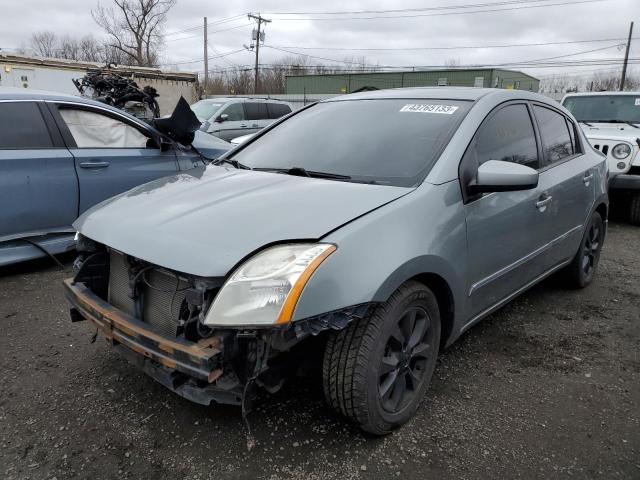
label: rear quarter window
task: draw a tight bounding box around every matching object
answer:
[0,102,53,149]
[267,103,292,119]
[245,102,269,120]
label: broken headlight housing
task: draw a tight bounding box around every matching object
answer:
[204,243,336,327]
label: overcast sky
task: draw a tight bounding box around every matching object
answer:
[0,0,637,80]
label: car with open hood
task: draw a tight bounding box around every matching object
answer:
[562,91,640,224]
[0,88,230,266]
[66,87,608,434]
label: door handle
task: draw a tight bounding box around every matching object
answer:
[79,161,110,169]
[583,172,594,185]
[240,124,248,128]
[535,194,553,211]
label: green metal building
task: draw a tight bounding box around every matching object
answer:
[285,69,539,95]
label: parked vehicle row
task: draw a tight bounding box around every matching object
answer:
[0,88,231,267]
[65,87,608,434]
[562,92,640,224]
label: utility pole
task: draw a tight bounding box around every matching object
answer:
[248,13,271,94]
[203,17,208,97]
[620,21,634,91]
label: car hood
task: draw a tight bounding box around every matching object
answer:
[580,123,640,142]
[74,166,411,277]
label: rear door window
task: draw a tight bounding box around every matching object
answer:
[472,104,539,170]
[245,102,269,120]
[267,103,292,119]
[533,105,574,166]
[0,102,53,149]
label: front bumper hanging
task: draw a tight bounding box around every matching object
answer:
[63,279,240,404]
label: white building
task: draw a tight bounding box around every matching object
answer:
[0,53,198,115]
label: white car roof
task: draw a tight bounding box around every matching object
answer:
[563,91,640,97]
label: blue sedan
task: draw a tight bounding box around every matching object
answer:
[0,88,231,267]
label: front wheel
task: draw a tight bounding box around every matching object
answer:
[565,212,604,288]
[629,193,640,226]
[322,281,441,435]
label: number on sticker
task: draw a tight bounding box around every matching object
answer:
[399,104,459,114]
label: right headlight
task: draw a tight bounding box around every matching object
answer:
[204,243,336,327]
[612,143,631,159]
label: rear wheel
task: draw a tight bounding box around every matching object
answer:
[565,212,604,288]
[322,281,441,435]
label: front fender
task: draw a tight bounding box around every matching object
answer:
[291,182,468,335]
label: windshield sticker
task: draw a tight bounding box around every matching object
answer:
[400,104,459,114]
[635,98,640,106]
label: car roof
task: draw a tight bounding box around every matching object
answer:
[0,87,127,111]
[323,86,551,103]
[562,91,640,97]
[0,87,89,102]
[0,87,161,131]
[197,97,290,104]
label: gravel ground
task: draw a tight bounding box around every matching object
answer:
[1,221,638,480]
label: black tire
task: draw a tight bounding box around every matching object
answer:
[629,194,640,226]
[565,212,604,288]
[322,281,441,435]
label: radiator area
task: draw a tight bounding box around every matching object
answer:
[107,250,189,337]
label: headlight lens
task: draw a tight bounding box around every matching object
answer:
[204,243,336,327]
[612,143,631,159]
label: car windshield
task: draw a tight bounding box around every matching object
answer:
[562,95,640,123]
[191,101,223,121]
[230,99,471,187]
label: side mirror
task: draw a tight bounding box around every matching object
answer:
[159,137,173,151]
[469,160,538,194]
[215,113,229,123]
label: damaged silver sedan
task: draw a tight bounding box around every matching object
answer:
[66,87,608,434]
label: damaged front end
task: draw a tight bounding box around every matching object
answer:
[65,242,372,410]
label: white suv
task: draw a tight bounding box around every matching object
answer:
[562,92,640,224]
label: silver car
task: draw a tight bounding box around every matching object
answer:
[191,97,292,141]
[66,87,608,434]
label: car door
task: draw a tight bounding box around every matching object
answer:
[0,101,78,239]
[50,103,180,215]
[210,102,249,141]
[244,102,269,134]
[462,102,550,317]
[532,104,597,267]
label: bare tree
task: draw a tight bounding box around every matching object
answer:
[92,0,176,67]
[30,31,58,57]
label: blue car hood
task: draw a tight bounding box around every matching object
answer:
[74,166,411,277]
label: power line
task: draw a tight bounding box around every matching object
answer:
[263,42,626,70]
[164,23,252,43]
[266,37,637,52]
[165,14,248,37]
[268,0,612,21]
[266,0,561,15]
[188,59,640,75]
[159,48,248,66]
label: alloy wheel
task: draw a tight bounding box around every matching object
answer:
[378,306,434,413]
[582,222,601,276]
